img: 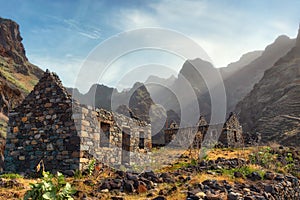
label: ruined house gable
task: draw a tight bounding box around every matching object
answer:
[223,112,242,131]
[16,70,72,111]
[220,112,243,147]
[197,116,208,126]
[4,70,80,173]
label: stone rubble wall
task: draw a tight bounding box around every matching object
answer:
[4,71,152,173]
[4,72,80,173]
[73,103,152,170]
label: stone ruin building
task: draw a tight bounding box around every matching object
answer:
[164,113,244,148]
[4,70,152,174]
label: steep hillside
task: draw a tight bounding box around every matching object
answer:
[224,35,295,111]
[219,50,263,79]
[236,28,300,146]
[0,17,43,137]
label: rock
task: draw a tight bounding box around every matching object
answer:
[206,193,227,200]
[100,189,109,193]
[195,191,206,198]
[264,172,275,180]
[244,196,255,200]
[246,172,262,181]
[99,181,111,190]
[243,188,251,193]
[123,180,134,193]
[147,192,155,197]
[111,197,124,200]
[187,195,200,200]
[264,185,275,194]
[275,174,285,181]
[137,184,147,193]
[110,179,122,190]
[234,171,244,178]
[228,192,241,200]
[126,173,138,181]
[63,170,75,177]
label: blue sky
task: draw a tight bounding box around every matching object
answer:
[1,0,299,92]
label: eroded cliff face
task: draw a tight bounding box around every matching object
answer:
[0,18,27,65]
[0,17,43,112]
[236,27,300,146]
[0,17,43,140]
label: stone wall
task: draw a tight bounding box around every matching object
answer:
[219,112,244,147]
[4,72,80,173]
[4,70,152,173]
[73,104,152,169]
[164,114,244,148]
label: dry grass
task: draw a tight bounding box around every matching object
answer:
[188,172,244,185]
[206,147,252,160]
[0,178,35,200]
[0,64,38,94]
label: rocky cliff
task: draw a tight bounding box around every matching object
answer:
[68,82,155,123]
[0,17,43,137]
[224,35,295,112]
[236,27,300,146]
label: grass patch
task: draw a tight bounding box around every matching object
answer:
[215,165,265,180]
[0,173,23,179]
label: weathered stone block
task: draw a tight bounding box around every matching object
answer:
[21,117,27,122]
[19,156,25,160]
[44,103,52,107]
[13,127,19,133]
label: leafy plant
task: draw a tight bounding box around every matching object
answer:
[249,147,276,169]
[87,159,95,176]
[24,171,76,200]
[216,166,265,179]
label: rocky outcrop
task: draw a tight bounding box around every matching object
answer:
[0,74,24,115]
[69,82,154,123]
[0,17,43,146]
[0,17,27,66]
[67,84,115,111]
[236,27,300,146]
[0,17,43,77]
[0,17,43,112]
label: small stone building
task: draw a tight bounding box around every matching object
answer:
[164,113,243,148]
[4,71,151,173]
[218,112,244,147]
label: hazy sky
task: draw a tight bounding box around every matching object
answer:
[1,0,299,91]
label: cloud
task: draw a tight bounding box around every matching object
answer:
[111,0,299,67]
[47,16,101,40]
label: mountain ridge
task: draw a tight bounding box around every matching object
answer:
[236,27,300,146]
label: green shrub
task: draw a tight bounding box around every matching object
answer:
[24,171,76,200]
[249,147,276,169]
[217,166,265,179]
[0,173,23,179]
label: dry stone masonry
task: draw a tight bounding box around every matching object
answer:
[164,113,244,148]
[4,70,152,174]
